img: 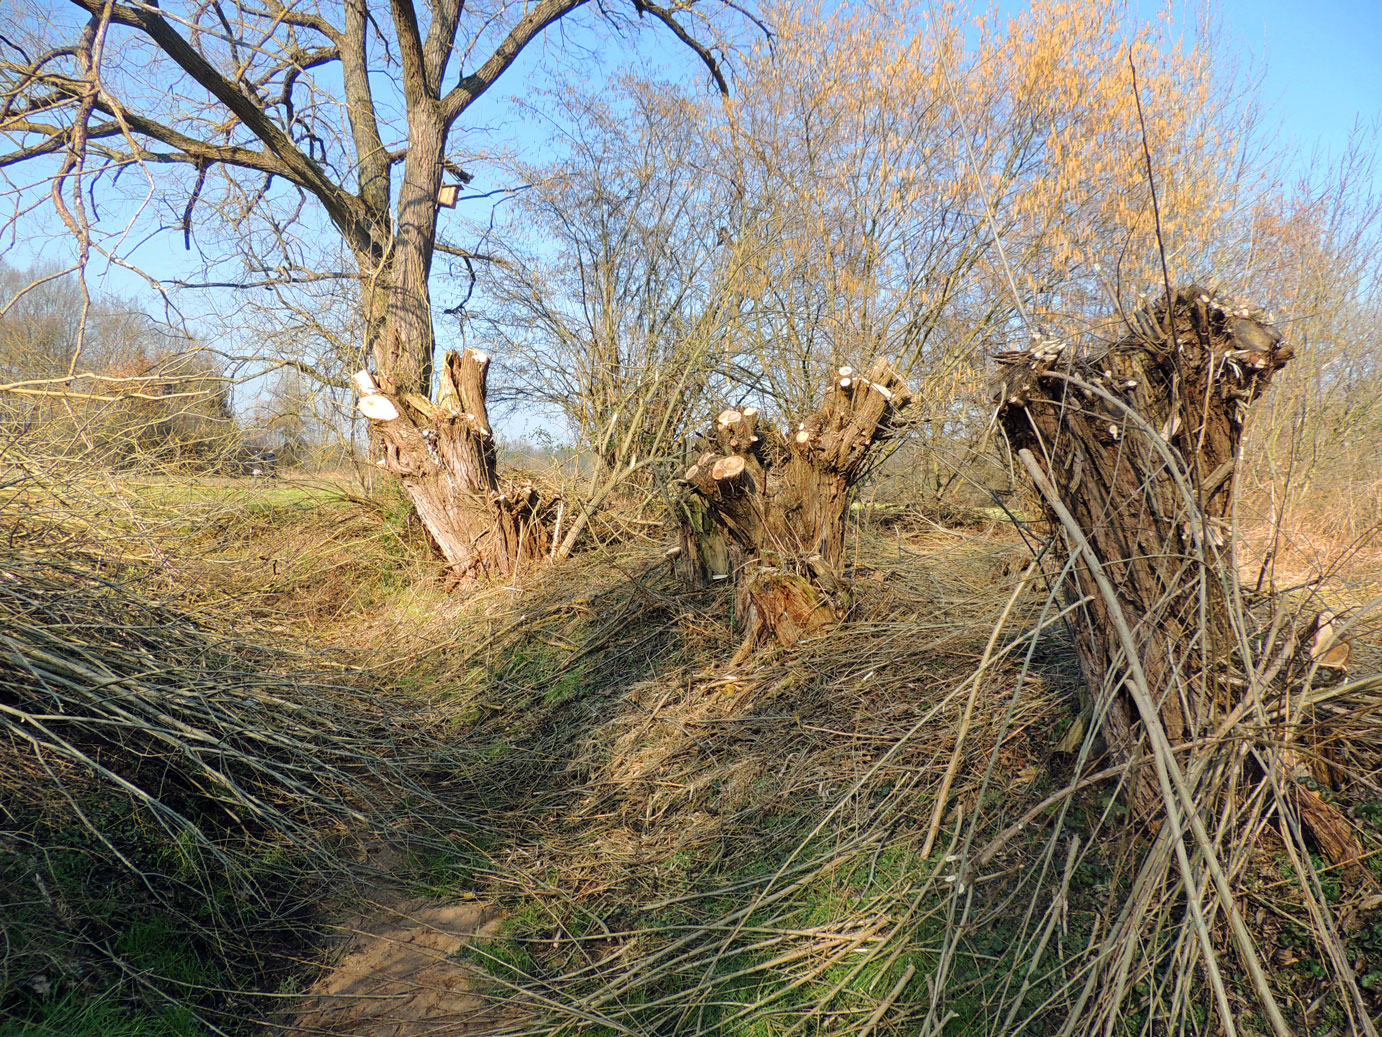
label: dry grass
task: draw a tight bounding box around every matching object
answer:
[0,470,483,1033]
[1236,503,1382,611]
[300,521,1089,1036]
[311,491,1382,1036]
[4,457,1382,1037]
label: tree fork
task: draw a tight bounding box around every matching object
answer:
[354,348,552,578]
[996,286,1362,869]
[680,358,912,655]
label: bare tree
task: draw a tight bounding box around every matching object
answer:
[0,0,758,576]
[480,82,745,480]
[1225,137,1382,523]
[654,0,1254,514]
[0,260,234,470]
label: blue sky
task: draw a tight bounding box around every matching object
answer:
[1214,0,1381,170]
[4,1,1378,346]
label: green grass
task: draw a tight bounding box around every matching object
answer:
[454,821,976,1036]
[0,990,207,1037]
[1,832,227,1037]
[402,837,498,901]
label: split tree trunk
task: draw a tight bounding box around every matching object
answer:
[994,286,1365,861]
[346,105,556,581]
[680,358,911,655]
[354,347,552,579]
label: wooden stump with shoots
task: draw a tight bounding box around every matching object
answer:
[679,358,911,659]
[354,348,553,578]
[996,285,1362,869]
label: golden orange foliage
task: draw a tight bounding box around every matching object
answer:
[697,0,1243,419]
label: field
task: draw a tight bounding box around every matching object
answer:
[3,461,1381,1037]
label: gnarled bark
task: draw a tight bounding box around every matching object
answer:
[995,286,1363,869]
[996,287,1291,817]
[355,348,552,578]
[681,359,911,655]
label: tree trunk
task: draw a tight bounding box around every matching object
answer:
[680,359,911,656]
[375,110,446,397]
[355,348,552,578]
[995,287,1355,833]
[345,108,557,580]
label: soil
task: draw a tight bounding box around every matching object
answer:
[279,898,504,1037]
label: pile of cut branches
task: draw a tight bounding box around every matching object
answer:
[0,547,478,1031]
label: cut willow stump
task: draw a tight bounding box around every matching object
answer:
[354,348,552,578]
[996,286,1363,868]
[680,359,911,657]
[996,286,1292,819]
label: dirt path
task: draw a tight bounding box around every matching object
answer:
[280,899,504,1037]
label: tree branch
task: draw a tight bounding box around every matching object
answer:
[441,0,588,126]
[422,0,463,96]
[388,0,430,102]
[434,240,507,264]
[64,0,372,249]
[341,0,390,218]
[245,1,340,42]
[638,0,729,95]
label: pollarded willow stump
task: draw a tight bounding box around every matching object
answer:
[995,286,1298,820]
[354,347,553,579]
[680,359,911,658]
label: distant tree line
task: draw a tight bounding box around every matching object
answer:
[0,262,332,475]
